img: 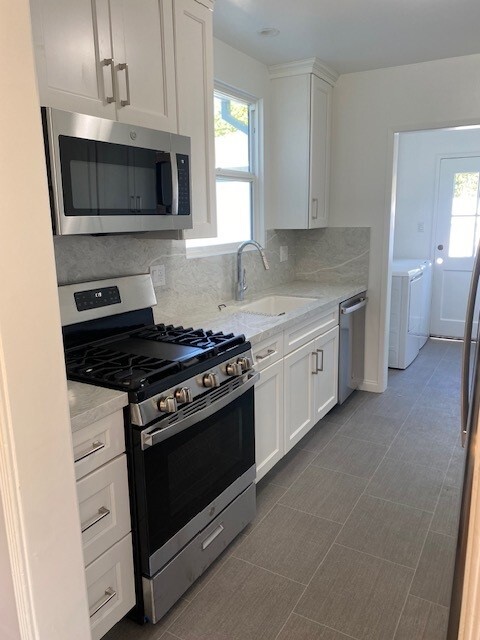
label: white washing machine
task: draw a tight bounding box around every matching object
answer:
[389,259,433,369]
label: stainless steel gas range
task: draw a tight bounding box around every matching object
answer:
[59,274,257,624]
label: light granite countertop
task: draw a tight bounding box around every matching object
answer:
[68,380,128,431]
[153,280,368,345]
[67,280,366,428]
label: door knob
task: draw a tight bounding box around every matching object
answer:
[437,244,444,250]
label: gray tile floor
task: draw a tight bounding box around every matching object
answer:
[105,338,465,640]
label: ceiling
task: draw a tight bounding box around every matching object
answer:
[213,0,480,74]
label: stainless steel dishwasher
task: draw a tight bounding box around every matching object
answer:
[338,293,367,404]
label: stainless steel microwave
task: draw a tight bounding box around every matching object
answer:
[41,108,192,235]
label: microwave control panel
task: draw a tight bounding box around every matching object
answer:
[177,154,190,216]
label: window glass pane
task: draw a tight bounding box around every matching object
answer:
[451,172,479,216]
[449,216,476,257]
[187,180,251,248]
[214,95,249,171]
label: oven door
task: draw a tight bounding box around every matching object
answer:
[131,374,257,577]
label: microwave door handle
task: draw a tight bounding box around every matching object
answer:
[462,241,480,445]
[171,152,179,215]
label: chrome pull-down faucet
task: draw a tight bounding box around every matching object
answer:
[235,240,270,301]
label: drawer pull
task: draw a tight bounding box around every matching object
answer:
[89,587,116,618]
[316,348,324,372]
[255,348,276,361]
[202,524,224,550]
[81,506,110,534]
[74,441,105,463]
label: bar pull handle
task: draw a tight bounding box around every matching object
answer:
[130,195,136,212]
[81,506,110,534]
[341,297,368,315]
[118,62,131,107]
[136,195,142,212]
[461,241,480,445]
[312,352,319,374]
[316,348,324,372]
[312,198,319,220]
[255,348,276,361]
[74,441,105,464]
[89,587,116,618]
[202,524,224,550]
[102,58,116,103]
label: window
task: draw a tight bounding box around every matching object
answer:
[186,85,262,254]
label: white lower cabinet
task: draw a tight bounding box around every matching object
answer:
[284,340,316,452]
[71,408,135,639]
[254,310,340,478]
[254,359,284,482]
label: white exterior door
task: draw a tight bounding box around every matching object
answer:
[431,156,480,338]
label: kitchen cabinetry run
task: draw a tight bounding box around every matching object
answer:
[30,0,177,131]
[253,307,339,480]
[269,59,338,229]
[72,408,135,640]
[30,0,215,240]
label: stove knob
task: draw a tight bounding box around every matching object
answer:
[175,387,193,404]
[226,362,243,376]
[157,395,178,413]
[237,357,252,372]
[202,372,220,388]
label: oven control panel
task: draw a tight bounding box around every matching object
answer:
[74,286,121,311]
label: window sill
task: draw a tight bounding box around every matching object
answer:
[186,241,251,259]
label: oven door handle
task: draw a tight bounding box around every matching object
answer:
[141,372,259,449]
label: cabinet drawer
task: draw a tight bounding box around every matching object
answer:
[77,455,131,567]
[86,533,135,640]
[252,333,284,371]
[283,307,338,354]
[72,410,125,480]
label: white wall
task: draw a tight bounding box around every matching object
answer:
[0,1,91,637]
[394,127,480,259]
[330,53,480,392]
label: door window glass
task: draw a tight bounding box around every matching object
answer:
[449,171,480,257]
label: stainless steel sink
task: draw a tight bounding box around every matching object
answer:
[240,295,317,316]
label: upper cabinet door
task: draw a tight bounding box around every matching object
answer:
[174,0,217,239]
[110,0,177,131]
[30,0,116,118]
[309,75,331,229]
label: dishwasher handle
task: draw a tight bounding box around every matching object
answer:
[341,297,367,315]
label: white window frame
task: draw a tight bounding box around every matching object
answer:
[186,81,265,258]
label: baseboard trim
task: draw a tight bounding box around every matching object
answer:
[359,379,386,394]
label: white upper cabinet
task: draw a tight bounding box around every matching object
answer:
[269,59,337,230]
[109,0,177,131]
[31,0,177,131]
[174,0,217,239]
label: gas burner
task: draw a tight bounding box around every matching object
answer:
[64,323,247,393]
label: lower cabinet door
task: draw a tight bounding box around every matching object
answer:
[313,326,339,422]
[254,359,284,481]
[86,533,135,640]
[284,339,316,453]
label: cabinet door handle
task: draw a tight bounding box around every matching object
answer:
[118,62,131,107]
[255,348,276,361]
[74,441,105,464]
[312,198,319,220]
[312,351,319,374]
[81,506,110,533]
[89,587,116,618]
[316,348,324,372]
[136,195,142,212]
[102,58,116,103]
[130,195,136,212]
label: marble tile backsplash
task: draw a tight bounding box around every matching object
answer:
[54,227,370,316]
[294,227,370,286]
